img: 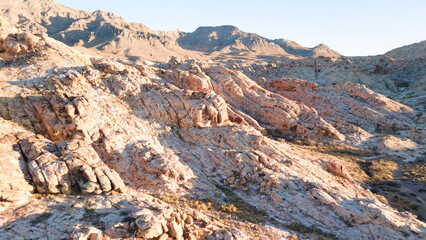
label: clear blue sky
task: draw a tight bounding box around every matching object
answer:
[57,0,426,56]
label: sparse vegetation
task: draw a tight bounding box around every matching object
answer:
[70,184,82,195]
[94,222,106,231]
[290,234,299,240]
[305,144,377,158]
[287,222,338,240]
[31,193,58,199]
[368,160,399,182]
[4,52,47,67]
[295,142,425,222]
[288,142,376,182]
[1,4,424,239]
[219,204,238,213]
[216,185,270,223]
[30,212,52,225]
[157,190,270,223]
[85,207,96,215]
[402,163,426,182]
[155,193,278,238]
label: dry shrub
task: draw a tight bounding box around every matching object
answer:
[369,160,399,182]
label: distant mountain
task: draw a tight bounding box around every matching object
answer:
[0,0,88,33]
[177,26,342,59]
[274,39,341,58]
[47,9,193,61]
[0,0,196,61]
[178,25,287,56]
[1,0,424,62]
[384,40,426,59]
[0,0,342,61]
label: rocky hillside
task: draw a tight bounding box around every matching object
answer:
[385,40,426,60]
[222,50,426,114]
[0,13,425,240]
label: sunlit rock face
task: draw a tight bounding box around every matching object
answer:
[0,4,425,240]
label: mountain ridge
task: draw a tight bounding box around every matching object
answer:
[1,0,424,61]
[0,0,343,61]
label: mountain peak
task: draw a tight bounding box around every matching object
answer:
[92,9,121,20]
[191,25,241,36]
[195,25,239,31]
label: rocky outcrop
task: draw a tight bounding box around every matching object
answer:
[58,140,126,193]
[163,57,421,146]
[264,78,418,144]
[0,120,34,209]
[18,133,72,194]
[165,57,346,142]
[0,17,45,60]
[17,133,125,194]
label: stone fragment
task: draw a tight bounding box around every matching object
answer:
[135,209,164,239]
[169,220,184,240]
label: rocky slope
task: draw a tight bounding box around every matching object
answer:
[226,53,426,113]
[0,14,425,240]
[385,40,426,60]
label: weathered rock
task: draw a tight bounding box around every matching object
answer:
[168,220,184,240]
[0,17,44,60]
[91,57,138,75]
[158,233,169,240]
[134,83,231,129]
[18,133,72,194]
[15,134,127,194]
[0,124,34,206]
[135,209,164,239]
[319,160,354,183]
[166,58,345,142]
[57,140,126,193]
[105,222,130,239]
[71,226,103,240]
[206,230,245,240]
[265,78,417,144]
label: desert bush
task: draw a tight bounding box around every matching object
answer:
[369,160,399,182]
[402,163,426,182]
[219,204,238,213]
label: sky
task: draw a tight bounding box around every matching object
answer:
[56,0,426,56]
